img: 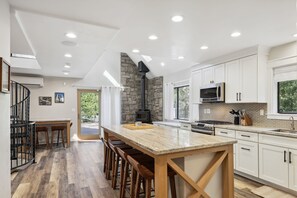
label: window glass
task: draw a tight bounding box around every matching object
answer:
[174,86,190,120]
[278,80,297,114]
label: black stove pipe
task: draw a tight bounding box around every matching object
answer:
[138,61,150,111]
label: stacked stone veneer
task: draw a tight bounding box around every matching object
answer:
[199,103,296,128]
[147,76,163,121]
[120,53,163,123]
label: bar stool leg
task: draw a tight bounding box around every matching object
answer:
[145,179,152,198]
[120,160,129,198]
[134,173,141,198]
[57,130,60,146]
[112,155,120,189]
[169,175,177,198]
[51,131,54,149]
[61,129,65,148]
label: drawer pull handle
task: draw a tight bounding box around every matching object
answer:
[241,135,250,138]
[221,131,228,134]
[241,147,250,151]
[284,151,287,163]
[289,151,292,164]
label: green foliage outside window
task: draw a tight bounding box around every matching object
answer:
[278,80,297,114]
[81,92,99,121]
[174,86,190,120]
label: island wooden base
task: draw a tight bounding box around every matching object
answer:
[104,129,234,198]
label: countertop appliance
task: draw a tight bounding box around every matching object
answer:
[200,82,225,103]
[191,120,232,135]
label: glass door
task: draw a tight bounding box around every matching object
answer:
[77,89,100,140]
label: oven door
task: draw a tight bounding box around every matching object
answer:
[191,128,214,135]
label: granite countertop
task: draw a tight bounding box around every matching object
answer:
[102,125,236,155]
[215,124,297,138]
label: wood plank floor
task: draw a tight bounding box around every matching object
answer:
[10,141,292,198]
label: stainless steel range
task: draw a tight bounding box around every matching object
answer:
[191,120,232,135]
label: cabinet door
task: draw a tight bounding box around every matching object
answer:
[236,140,258,177]
[259,144,288,187]
[213,64,225,83]
[225,60,240,103]
[240,55,258,102]
[202,67,214,85]
[191,70,202,103]
[289,149,297,191]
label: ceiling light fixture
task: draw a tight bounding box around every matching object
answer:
[11,53,36,59]
[64,53,72,58]
[160,62,165,67]
[64,63,71,69]
[63,72,69,75]
[231,31,241,37]
[132,49,140,53]
[65,32,77,39]
[178,56,184,60]
[171,15,183,22]
[200,45,208,50]
[148,35,158,40]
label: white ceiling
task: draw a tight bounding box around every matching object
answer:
[8,0,297,78]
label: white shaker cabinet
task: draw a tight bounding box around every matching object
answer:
[236,140,258,177]
[201,64,225,86]
[225,55,258,103]
[289,149,297,191]
[259,144,289,187]
[190,70,202,104]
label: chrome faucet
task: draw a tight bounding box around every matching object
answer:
[289,116,295,131]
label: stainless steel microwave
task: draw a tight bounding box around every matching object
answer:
[200,82,225,103]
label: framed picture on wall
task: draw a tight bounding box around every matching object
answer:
[0,57,11,94]
[39,96,52,106]
[55,92,65,103]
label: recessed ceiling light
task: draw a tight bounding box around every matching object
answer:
[171,15,183,22]
[64,63,71,69]
[64,53,72,58]
[293,33,297,37]
[132,49,140,53]
[178,56,184,60]
[200,45,208,50]
[63,72,69,75]
[231,31,241,37]
[160,62,165,67]
[65,32,77,39]
[148,35,158,40]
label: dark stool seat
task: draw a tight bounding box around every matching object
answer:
[35,126,49,149]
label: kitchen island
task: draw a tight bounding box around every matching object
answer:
[102,125,237,198]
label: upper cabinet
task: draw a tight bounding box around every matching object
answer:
[201,64,225,86]
[225,55,258,103]
[191,70,202,104]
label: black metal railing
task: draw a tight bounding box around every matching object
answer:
[10,81,35,172]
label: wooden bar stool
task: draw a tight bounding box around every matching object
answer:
[127,155,177,198]
[35,126,49,149]
[116,147,154,198]
[51,125,66,148]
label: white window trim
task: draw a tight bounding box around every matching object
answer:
[267,57,297,120]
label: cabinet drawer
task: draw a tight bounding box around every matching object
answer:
[180,123,191,131]
[215,128,236,138]
[236,131,258,142]
[259,134,297,150]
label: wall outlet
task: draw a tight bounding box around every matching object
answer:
[260,109,265,116]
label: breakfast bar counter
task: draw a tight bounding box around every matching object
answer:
[102,125,237,198]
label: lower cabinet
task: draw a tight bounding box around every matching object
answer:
[289,149,297,191]
[259,144,289,187]
[236,140,258,177]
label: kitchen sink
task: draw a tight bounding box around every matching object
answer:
[269,129,297,133]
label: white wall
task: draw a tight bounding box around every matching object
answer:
[0,0,11,197]
[74,50,121,88]
[29,77,79,141]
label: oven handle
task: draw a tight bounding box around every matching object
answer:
[191,128,213,135]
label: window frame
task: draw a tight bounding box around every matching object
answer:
[277,80,297,114]
[174,85,190,120]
